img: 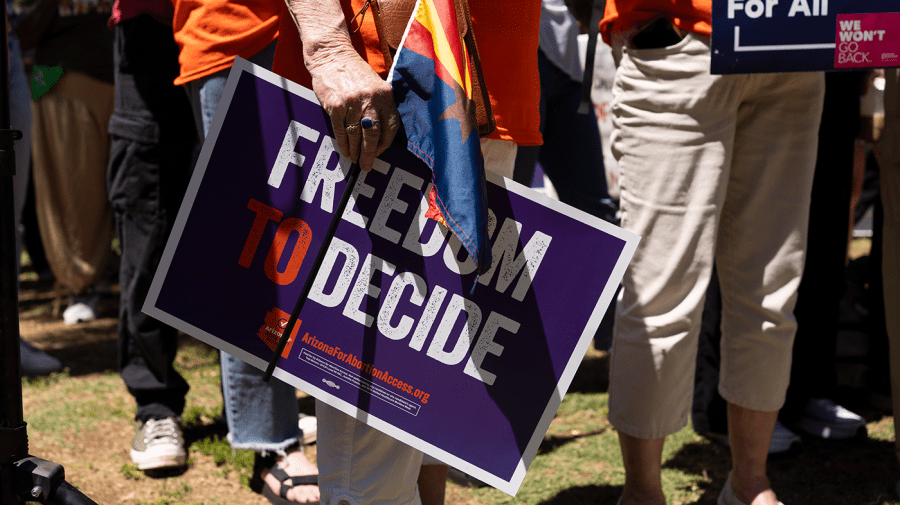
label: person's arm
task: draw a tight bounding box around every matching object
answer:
[287,0,399,172]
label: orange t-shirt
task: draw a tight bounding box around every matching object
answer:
[600,0,711,45]
[271,0,542,146]
[172,0,281,86]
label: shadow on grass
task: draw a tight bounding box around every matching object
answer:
[33,331,215,378]
[567,352,610,395]
[536,483,623,504]
[664,434,900,505]
[43,329,119,376]
[537,428,610,456]
[143,465,190,479]
[183,414,229,448]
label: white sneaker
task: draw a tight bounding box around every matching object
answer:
[298,414,317,445]
[130,417,187,470]
[796,398,867,440]
[63,295,98,325]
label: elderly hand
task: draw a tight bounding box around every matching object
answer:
[309,53,399,172]
[291,0,400,172]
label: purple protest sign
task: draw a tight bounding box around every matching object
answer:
[144,58,638,495]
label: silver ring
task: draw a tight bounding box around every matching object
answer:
[361,118,380,130]
[345,123,360,133]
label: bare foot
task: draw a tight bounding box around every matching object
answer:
[262,448,320,503]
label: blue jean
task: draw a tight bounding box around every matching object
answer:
[185,41,300,451]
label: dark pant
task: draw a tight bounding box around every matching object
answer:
[107,15,197,422]
[692,71,864,433]
[512,49,618,224]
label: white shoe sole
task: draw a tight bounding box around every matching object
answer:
[130,448,187,470]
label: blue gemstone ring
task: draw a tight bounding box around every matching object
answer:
[360,117,380,130]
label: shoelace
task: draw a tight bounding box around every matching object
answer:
[144,419,181,445]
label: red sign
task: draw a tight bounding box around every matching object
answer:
[835,12,900,68]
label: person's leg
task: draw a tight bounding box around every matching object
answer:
[220,353,301,451]
[316,400,424,505]
[31,71,114,297]
[607,33,739,504]
[10,33,63,375]
[184,41,318,501]
[185,41,303,448]
[417,464,448,505]
[782,72,862,433]
[692,267,728,438]
[717,70,824,505]
[108,15,195,442]
[879,69,900,469]
[221,353,315,503]
[617,433,666,504]
[536,50,618,224]
[726,405,779,505]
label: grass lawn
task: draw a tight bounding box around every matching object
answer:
[15,236,900,504]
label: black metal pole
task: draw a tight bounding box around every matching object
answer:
[1,4,27,504]
[0,11,98,504]
[263,163,361,382]
[1,0,25,442]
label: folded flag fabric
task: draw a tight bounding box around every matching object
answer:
[388,0,492,275]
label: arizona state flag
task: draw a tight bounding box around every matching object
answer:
[388,0,492,275]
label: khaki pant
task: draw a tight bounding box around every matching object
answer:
[31,71,115,294]
[607,34,825,439]
[881,69,900,465]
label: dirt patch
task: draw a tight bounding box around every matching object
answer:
[16,277,290,505]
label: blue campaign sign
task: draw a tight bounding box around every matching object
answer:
[143,58,638,495]
[711,0,900,73]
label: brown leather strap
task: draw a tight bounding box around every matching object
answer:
[378,0,415,51]
[456,0,495,137]
[351,0,395,69]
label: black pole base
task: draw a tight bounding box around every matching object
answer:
[12,456,99,505]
